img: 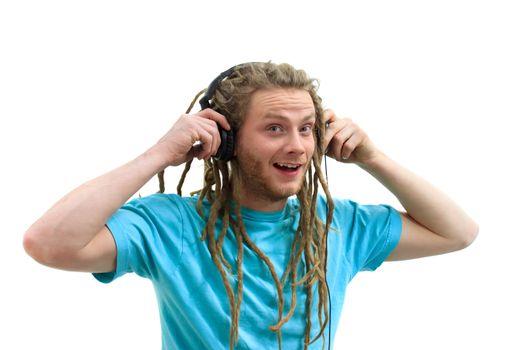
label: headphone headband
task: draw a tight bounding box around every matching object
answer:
[198,63,252,161]
[198,62,263,161]
[199,62,263,111]
[199,65,237,110]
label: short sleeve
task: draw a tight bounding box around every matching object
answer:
[358,204,402,271]
[93,194,184,284]
[334,200,402,275]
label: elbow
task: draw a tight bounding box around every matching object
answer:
[457,222,479,250]
[23,226,85,270]
[23,227,49,265]
[23,227,62,268]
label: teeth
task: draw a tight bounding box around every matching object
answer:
[278,163,299,169]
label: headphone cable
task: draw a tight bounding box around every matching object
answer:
[324,154,332,350]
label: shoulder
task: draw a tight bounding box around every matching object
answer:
[313,196,401,242]
[315,195,397,218]
[111,193,205,238]
[125,192,187,206]
[122,193,198,215]
[313,195,359,219]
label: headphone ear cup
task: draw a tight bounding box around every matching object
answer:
[214,125,235,161]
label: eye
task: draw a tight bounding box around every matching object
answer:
[268,125,283,133]
[300,124,313,134]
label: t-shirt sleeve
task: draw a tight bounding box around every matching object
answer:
[93,194,184,284]
[338,200,402,275]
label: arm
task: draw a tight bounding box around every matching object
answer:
[23,109,230,272]
[360,152,478,260]
[323,110,479,260]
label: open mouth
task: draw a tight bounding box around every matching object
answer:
[273,163,301,172]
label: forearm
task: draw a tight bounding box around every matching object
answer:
[359,151,479,245]
[25,146,168,253]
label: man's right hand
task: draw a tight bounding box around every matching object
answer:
[153,108,231,167]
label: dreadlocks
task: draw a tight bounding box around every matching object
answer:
[157,62,335,350]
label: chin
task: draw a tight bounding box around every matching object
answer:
[268,180,304,200]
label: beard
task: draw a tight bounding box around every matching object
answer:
[235,149,308,204]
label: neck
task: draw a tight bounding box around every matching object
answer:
[238,193,288,212]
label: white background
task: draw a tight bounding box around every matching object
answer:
[1,0,510,349]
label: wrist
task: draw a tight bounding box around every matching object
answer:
[357,150,389,172]
[140,145,174,173]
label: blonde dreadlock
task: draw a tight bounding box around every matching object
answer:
[157,62,335,350]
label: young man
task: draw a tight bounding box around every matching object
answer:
[23,62,478,350]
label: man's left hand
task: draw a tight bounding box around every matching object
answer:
[322,109,380,166]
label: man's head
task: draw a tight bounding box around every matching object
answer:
[206,62,327,208]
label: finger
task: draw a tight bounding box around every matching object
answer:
[200,120,223,158]
[333,117,353,132]
[187,122,213,159]
[322,109,337,125]
[340,131,364,160]
[336,123,357,144]
[325,122,355,159]
[187,144,202,162]
[324,117,351,141]
[338,125,359,160]
[322,118,338,151]
[320,110,335,148]
[196,131,214,160]
[197,108,231,131]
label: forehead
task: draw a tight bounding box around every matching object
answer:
[246,88,315,121]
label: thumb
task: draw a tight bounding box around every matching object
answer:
[321,109,337,151]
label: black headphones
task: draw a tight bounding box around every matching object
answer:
[199,62,326,162]
[198,64,245,161]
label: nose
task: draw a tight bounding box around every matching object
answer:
[283,130,306,155]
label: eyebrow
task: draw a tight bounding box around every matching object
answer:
[263,113,316,123]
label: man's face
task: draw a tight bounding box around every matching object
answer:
[235,88,316,210]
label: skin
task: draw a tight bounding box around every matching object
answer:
[23,87,478,274]
[235,88,316,212]
[320,109,479,260]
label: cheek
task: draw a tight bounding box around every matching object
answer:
[244,139,278,158]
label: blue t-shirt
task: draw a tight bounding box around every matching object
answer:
[94,194,402,349]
